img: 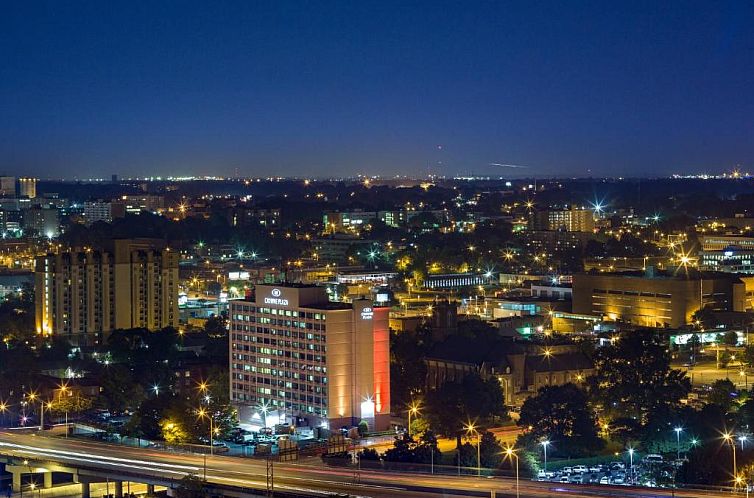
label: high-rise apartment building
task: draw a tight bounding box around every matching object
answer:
[18,177,37,199]
[230,284,390,431]
[531,208,595,232]
[0,176,15,197]
[35,239,179,344]
[83,201,114,224]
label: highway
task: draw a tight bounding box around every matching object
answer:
[0,431,730,497]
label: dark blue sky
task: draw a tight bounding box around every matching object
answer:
[1,1,753,178]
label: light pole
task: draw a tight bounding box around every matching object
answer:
[674,427,682,461]
[197,408,215,456]
[724,432,738,489]
[258,403,269,428]
[464,423,481,477]
[58,383,69,438]
[627,448,635,483]
[407,402,420,436]
[0,401,8,427]
[541,439,550,473]
[741,435,748,452]
[504,446,520,498]
[26,392,44,431]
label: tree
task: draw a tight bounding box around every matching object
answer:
[48,395,93,420]
[175,475,207,498]
[424,373,505,443]
[592,329,690,427]
[414,430,441,465]
[383,433,417,463]
[707,379,737,412]
[518,383,603,457]
[718,331,739,347]
[358,448,380,461]
[160,418,189,445]
[203,316,227,337]
[479,430,503,468]
[691,308,717,330]
[98,364,145,413]
[743,344,754,367]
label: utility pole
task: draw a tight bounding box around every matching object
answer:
[266,456,274,497]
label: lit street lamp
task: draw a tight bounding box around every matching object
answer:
[197,408,215,456]
[464,423,481,477]
[407,402,420,437]
[504,446,520,498]
[674,427,682,461]
[741,435,748,451]
[540,439,550,473]
[0,401,8,427]
[627,448,635,483]
[26,392,44,431]
[723,432,738,489]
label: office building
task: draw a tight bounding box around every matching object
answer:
[35,239,179,344]
[572,269,754,328]
[230,283,390,431]
[18,177,37,199]
[700,235,754,252]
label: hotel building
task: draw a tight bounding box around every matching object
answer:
[230,284,390,431]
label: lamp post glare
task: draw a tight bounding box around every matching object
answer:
[674,427,682,461]
[464,423,481,477]
[540,439,550,473]
[197,408,214,457]
[407,402,420,437]
[723,432,738,489]
[504,446,520,498]
[627,448,635,483]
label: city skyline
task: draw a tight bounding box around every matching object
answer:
[2,1,753,178]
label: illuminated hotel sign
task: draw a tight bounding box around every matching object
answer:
[264,288,289,306]
[360,307,374,320]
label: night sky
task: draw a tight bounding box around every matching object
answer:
[1,1,753,179]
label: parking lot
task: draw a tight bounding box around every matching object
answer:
[535,455,674,488]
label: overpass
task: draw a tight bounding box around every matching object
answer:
[0,431,730,498]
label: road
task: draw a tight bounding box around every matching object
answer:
[0,431,730,498]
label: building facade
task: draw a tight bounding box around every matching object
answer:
[18,178,37,199]
[572,270,751,328]
[530,208,595,232]
[230,284,390,431]
[35,239,179,344]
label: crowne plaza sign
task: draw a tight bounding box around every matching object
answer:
[264,288,289,306]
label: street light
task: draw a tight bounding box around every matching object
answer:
[57,383,70,437]
[197,408,215,457]
[26,392,44,431]
[0,400,8,427]
[258,402,270,428]
[464,423,481,477]
[540,439,550,473]
[741,435,748,451]
[723,432,738,489]
[504,446,520,498]
[674,427,682,461]
[627,448,635,483]
[407,402,420,437]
